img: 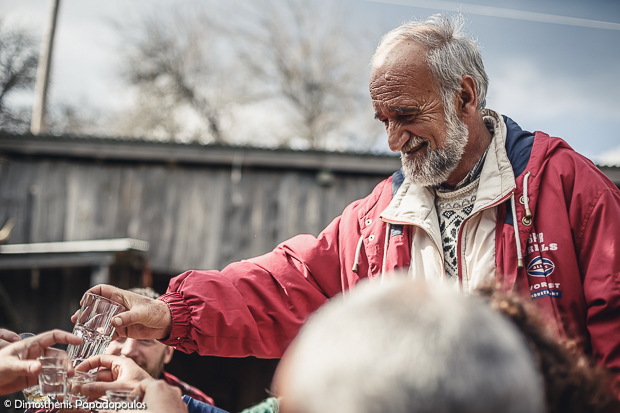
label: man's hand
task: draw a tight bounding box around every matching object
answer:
[0,329,82,395]
[135,379,188,413]
[0,329,20,350]
[72,285,172,340]
[76,354,151,400]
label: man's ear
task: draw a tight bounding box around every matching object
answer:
[163,346,174,364]
[457,75,478,118]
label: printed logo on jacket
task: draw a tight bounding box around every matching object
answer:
[526,232,562,299]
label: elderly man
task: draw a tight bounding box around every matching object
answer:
[79,14,620,383]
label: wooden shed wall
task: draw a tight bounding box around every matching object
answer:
[0,155,389,274]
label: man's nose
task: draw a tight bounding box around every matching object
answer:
[387,123,410,152]
[121,339,140,357]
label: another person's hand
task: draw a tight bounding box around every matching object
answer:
[71,285,172,340]
[0,329,20,350]
[0,329,82,395]
[76,354,150,400]
[135,378,188,413]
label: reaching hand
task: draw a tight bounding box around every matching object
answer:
[71,285,173,341]
[0,329,20,350]
[136,378,188,413]
[0,330,82,395]
[75,354,151,400]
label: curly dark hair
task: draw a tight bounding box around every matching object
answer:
[479,286,620,413]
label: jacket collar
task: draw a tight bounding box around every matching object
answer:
[380,109,516,227]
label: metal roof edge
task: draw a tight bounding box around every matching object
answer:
[0,132,401,175]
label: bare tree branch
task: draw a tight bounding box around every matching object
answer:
[111,0,380,150]
[0,20,38,133]
[230,0,373,149]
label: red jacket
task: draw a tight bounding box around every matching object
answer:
[160,113,620,380]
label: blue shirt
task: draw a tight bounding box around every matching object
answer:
[183,395,230,413]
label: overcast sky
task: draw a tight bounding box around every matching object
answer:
[1,0,619,164]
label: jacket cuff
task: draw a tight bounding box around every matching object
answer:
[158,292,192,346]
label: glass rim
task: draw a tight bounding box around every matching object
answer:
[37,355,70,366]
[72,371,98,378]
[37,355,69,361]
[81,292,127,311]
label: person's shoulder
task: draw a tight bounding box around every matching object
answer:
[531,133,617,191]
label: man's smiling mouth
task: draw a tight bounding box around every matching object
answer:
[402,140,427,157]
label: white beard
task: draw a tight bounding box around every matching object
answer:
[401,103,469,187]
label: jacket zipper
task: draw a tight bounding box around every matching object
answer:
[380,217,445,278]
[456,190,516,292]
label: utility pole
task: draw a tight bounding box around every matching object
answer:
[31,0,61,135]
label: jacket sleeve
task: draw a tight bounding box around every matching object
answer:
[158,213,349,359]
[577,185,620,381]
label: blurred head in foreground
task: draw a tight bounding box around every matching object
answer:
[274,278,544,413]
[105,287,174,378]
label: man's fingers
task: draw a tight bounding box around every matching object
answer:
[82,285,127,307]
[131,378,156,401]
[0,329,20,343]
[13,330,81,362]
[81,381,112,399]
[24,330,83,350]
[0,329,20,350]
[75,354,117,372]
[4,357,42,377]
[92,369,115,382]
[136,378,157,399]
[112,310,143,328]
[82,284,106,302]
[81,380,138,399]
[74,359,114,381]
[70,309,80,323]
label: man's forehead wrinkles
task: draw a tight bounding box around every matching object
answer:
[371,89,395,99]
[384,72,418,83]
[369,86,400,102]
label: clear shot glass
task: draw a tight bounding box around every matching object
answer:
[38,356,69,396]
[18,333,49,403]
[67,292,126,366]
[65,371,97,404]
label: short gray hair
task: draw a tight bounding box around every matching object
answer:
[373,14,488,110]
[281,278,544,413]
